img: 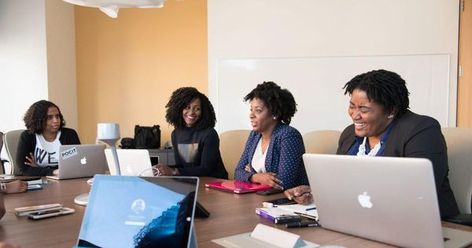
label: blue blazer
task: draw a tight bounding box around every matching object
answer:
[234,123,309,189]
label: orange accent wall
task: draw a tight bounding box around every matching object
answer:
[75,0,207,144]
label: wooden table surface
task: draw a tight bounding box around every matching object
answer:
[1,177,471,247]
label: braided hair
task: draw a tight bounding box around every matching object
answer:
[343,69,410,118]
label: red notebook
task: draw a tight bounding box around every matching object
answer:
[205,180,272,194]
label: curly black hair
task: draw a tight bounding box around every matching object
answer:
[165,87,216,129]
[23,100,66,134]
[343,69,410,118]
[244,81,297,124]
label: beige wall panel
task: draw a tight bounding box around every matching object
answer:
[458,0,472,127]
[46,0,78,130]
[75,0,207,144]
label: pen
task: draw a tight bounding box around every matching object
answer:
[305,207,316,211]
[293,211,317,220]
[286,221,320,228]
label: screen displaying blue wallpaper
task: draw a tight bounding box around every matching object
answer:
[78,175,197,248]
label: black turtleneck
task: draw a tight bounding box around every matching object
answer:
[171,127,228,179]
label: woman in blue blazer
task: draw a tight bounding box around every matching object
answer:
[234,82,309,190]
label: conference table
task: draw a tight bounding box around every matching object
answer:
[1,177,471,248]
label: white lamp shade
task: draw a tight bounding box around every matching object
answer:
[97,123,120,141]
[63,0,165,18]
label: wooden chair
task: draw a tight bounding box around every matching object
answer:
[219,130,251,179]
[303,130,341,154]
[442,127,472,225]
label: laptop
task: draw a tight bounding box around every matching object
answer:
[48,144,108,180]
[77,175,199,248]
[105,149,154,176]
[303,154,472,248]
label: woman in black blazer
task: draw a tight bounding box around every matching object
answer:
[286,69,459,219]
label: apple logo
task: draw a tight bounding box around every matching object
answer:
[80,157,87,165]
[358,191,373,208]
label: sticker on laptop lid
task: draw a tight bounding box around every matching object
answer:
[61,147,78,160]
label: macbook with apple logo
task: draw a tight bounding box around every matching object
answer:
[47,144,108,180]
[303,154,472,248]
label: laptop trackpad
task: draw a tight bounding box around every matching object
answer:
[443,227,472,248]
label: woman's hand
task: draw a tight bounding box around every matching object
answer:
[153,164,179,176]
[24,153,38,167]
[284,185,313,205]
[250,172,283,190]
[2,180,28,194]
[0,242,20,248]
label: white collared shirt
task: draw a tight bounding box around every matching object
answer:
[251,138,267,173]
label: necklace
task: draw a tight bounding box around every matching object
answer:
[357,137,381,157]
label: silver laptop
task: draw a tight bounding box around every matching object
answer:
[47,144,108,180]
[77,175,199,248]
[303,154,472,248]
[105,149,154,176]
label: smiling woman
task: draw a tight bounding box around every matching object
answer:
[337,69,459,218]
[285,70,460,219]
[154,87,228,179]
[16,100,81,176]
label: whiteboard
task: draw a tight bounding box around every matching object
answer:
[215,55,450,134]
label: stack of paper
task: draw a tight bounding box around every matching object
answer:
[255,207,301,224]
[276,203,318,220]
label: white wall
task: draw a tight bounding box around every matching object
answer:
[0,0,77,133]
[0,0,49,132]
[208,0,460,133]
[216,55,451,134]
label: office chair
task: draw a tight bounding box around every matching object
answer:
[4,129,25,175]
[303,130,341,154]
[219,129,251,179]
[442,127,472,226]
[0,131,5,174]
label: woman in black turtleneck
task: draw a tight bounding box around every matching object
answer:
[154,87,228,179]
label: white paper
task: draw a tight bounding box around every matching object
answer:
[212,224,319,248]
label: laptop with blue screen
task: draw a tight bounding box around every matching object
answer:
[76,175,199,248]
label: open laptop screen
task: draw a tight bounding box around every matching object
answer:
[77,175,199,248]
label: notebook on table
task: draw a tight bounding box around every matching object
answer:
[77,175,199,248]
[47,144,108,180]
[303,153,472,248]
[105,149,154,176]
[205,180,272,194]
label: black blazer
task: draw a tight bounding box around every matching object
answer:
[337,110,459,218]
